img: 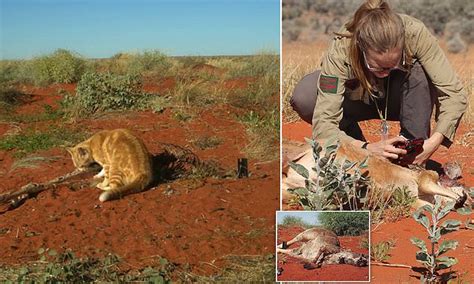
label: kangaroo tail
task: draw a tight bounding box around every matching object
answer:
[99,175,150,202]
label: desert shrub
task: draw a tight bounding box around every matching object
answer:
[93,52,132,74]
[381,186,417,222]
[396,0,474,38]
[287,139,369,211]
[63,72,146,118]
[318,211,369,236]
[460,18,474,43]
[283,21,302,42]
[282,5,303,20]
[280,215,312,228]
[0,61,24,84]
[239,109,279,161]
[371,240,396,262]
[167,79,211,106]
[230,75,278,110]
[177,56,207,68]
[26,49,86,85]
[127,50,172,76]
[283,0,474,43]
[309,0,361,15]
[447,33,467,54]
[229,52,279,79]
[207,57,244,72]
[147,95,171,113]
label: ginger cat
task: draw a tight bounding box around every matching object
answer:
[67,129,152,202]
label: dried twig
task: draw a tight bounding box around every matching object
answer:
[0,167,97,213]
[371,262,412,268]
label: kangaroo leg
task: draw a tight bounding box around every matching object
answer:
[414,198,434,209]
[276,247,295,255]
[314,249,327,268]
[418,171,465,204]
[277,231,308,248]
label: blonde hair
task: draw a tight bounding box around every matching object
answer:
[336,0,411,93]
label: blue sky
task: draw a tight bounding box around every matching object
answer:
[0,0,280,59]
[277,211,321,226]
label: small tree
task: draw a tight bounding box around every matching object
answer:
[410,196,461,283]
[319,211,369,236]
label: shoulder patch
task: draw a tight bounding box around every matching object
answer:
[319,75,339,94]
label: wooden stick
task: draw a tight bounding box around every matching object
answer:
[0,167,98,212]
[371,262,412,268]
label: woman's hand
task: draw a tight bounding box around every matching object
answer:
[413,132,444,165]
[366,136,407,159]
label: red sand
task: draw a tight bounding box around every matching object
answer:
[0,81,279,277]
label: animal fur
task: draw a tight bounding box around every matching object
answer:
[282,141,468,209]
[67,129,152,202]
[277,228,368,267]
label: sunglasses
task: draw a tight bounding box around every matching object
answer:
[363,50,407,73]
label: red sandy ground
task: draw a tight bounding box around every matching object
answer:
[283,120,474,283]
[0,78,279,277]
[276,226,369,282]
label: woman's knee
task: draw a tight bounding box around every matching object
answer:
[290,71,320,124]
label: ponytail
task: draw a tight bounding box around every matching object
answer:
[336,0,409,93]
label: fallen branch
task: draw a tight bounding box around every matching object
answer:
[372,262,412,268]
[0,167,98,213]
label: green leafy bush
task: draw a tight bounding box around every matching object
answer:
[27,49,86,85]
[288,138,369,210]
[319,211,369,236]
[63,72,146,118]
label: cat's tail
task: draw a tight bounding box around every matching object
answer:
[99,174,151,202]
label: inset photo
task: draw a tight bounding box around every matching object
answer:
[276,211,370,282]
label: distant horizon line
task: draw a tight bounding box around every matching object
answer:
[0,49,280,61]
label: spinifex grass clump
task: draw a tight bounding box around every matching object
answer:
[127,50,172,75]
[410,196,461,283]
[288,138,369,210]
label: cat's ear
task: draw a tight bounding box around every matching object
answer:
[78,147,89,157]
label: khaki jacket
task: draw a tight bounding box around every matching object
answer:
[312,14,467,145]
